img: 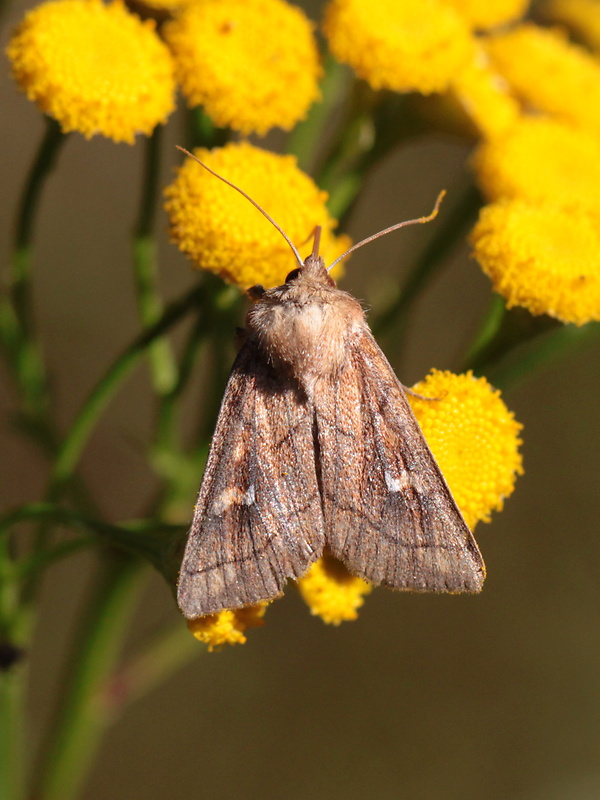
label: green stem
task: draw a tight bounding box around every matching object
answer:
[0,116,65,424]
[11,117,65,329]
[187,107,230,150]
[318,89,428,223]
[0,503,184,581]
[156,275,242,461]
[0,660,27,800]
[49,282,206,498]
[132,128,177,395]
[287,56,351,174]
[460,294,507,371]
[478,319,600,392]
[153,312,207,465]
[34,553,145,800]
[0,535,30,800]
[372,181,482,341]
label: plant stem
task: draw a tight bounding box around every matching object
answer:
[287,56,351,174]
[0,535,31,800]
[11,118,65,330]
[132,127,177,396]
[0,660,27,800]
[478,320,600,392]
[318,89,428,224]
[0,116,65,426]
[34,552,146,800]
[49,282,206,497]
[460,294,507,371]
[187,107,230,150]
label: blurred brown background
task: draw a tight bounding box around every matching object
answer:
[2,1,600,798]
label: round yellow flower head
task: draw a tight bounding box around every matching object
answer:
[163,0,321,135]
[449,50,520,140]
[323,0,475,94]
[187,603,268,650]
[471,199,600,326]
[409,370,523,530]
[297,553,372,625]
[164,142,350,289]
[472,116,600,216]
[543,0,600,52]
[484,23,600,134]
[444,0,530,30]
[7,0,176,143]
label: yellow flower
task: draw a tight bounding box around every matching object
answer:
[409,370,523,529]
[444,0,529,29]
[164,142,349,289]
[472,117,600,217]
[323,0,475,94]
[484,23,600,134]
[470,199,600,326]
[543,0,600,52]
[449,50,520,139]
[187,603,268,650]
[7,0,175,143]
[297,554,372,625]
[163,0,321,135]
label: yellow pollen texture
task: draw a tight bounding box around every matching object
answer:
[164,0,321,135]
[471,200,600,326]
[472,117,600,217]
[484,23,600,134]
[7,0,176,143]
[410,370,523,529]
[187,603,268,650]
[297,554,372,625]
[323,0,475,94]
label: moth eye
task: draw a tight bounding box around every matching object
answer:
[285,268,301,283]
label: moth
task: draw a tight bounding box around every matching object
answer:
[177,149,485,619]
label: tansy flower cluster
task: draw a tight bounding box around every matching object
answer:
[8,0,554,653]
[193,371,522,648]
[7,0,322,141]
[321,0,530,99]
[460,22,600,324]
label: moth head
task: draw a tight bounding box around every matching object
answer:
[282,227,336,288]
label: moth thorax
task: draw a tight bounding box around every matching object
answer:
[248,292,363,389]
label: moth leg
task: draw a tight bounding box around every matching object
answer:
[402,385,446,403]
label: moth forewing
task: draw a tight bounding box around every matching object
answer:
[177,339,325,619]
[313,325,485,593]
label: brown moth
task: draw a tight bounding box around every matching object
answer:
[176,149,485,619]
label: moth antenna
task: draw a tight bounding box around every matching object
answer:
[311,226,322,258]
[175,145,304,268]
[327,190,447,273]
